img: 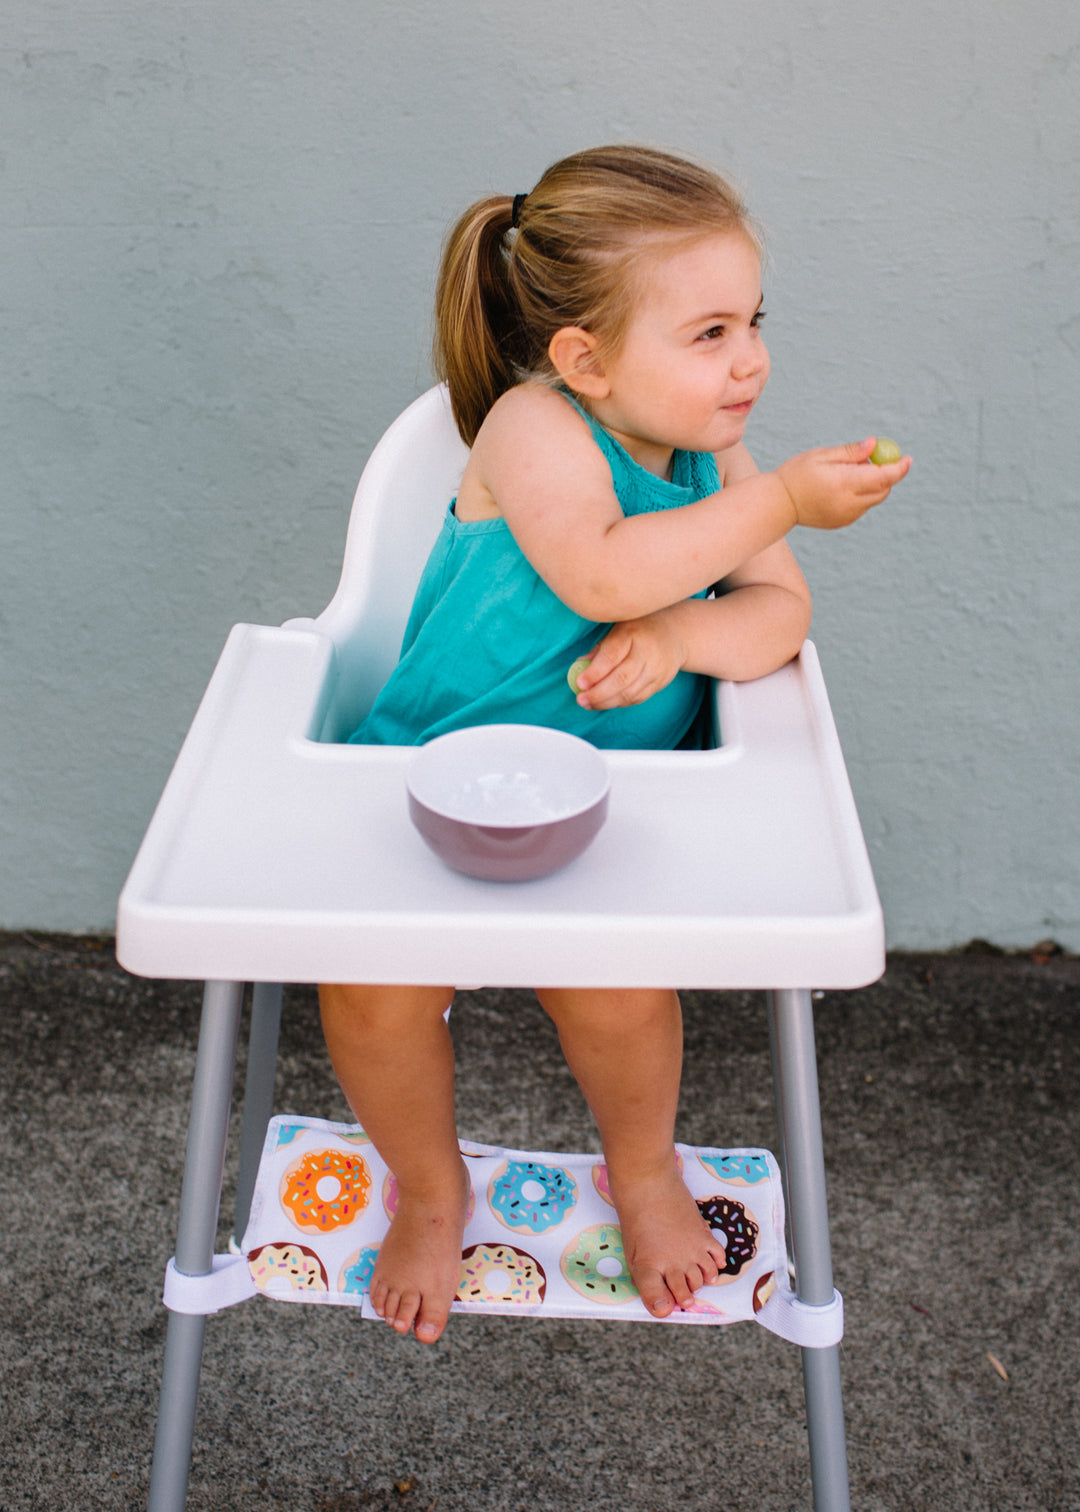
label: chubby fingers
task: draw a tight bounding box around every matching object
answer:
[572,632,636,710]
[831,437,879,465]
[819,437,912,474]
[574,619,683,710]
[853,443,912,504]
[823,438,913,502]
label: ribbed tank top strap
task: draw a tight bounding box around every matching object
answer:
[558,390,719,513]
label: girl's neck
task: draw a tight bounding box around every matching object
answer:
[562,388,676,480]
[601,424,676,479]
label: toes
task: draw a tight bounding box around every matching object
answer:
[636,1267,676,1318]
[390,1288,422,1334]
[414,1302,450,1344]
[664,1270,694,1310]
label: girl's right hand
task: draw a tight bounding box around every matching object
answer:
[776,438,911,531]
[573,611,687,710]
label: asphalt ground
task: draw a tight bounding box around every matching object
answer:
[1,934,1077,1512]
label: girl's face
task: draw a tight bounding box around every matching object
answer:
[589,230,769,476]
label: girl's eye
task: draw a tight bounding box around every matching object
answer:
[752,309,767,328]
[698,325,725,342]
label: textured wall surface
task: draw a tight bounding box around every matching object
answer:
[3,0,1078,945]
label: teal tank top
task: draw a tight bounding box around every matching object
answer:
[348,394,720,749]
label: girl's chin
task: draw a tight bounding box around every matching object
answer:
[707,414,750,451]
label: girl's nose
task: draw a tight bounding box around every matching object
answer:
[732,332,767,380]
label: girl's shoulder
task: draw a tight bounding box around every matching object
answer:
[481,381,586,437]
[474,383,609,478]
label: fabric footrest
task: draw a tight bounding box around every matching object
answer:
[161,1115,842,1348]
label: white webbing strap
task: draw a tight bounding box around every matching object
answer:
[163,1254,258,1315]
[755,1284,844,1349]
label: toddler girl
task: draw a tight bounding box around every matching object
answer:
[320,145,910,1344]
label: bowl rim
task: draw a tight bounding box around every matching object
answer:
[405,723,610,830]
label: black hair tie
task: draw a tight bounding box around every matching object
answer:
[511,192,527,229]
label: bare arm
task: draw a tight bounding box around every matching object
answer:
[468,385,909,623]
[574,443,813,707]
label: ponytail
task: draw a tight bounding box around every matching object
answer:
[433,196,523,447]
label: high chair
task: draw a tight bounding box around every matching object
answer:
[117,384,884,1512]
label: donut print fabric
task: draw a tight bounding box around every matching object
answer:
[238,1115,788,1328]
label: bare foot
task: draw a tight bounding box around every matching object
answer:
[606,1155,727,1318]
[369,1161,469,1343]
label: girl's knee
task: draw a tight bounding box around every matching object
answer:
[537,986,679,1032]
[319,982,454,1036]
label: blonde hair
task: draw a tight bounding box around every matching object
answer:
[433,145,759,445]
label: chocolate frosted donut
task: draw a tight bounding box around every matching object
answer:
[696,1195,759,1278]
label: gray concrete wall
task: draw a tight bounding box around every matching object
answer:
[3,1,1078,946]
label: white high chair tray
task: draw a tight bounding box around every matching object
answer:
[117,632,882,990]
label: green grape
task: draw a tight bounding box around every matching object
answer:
[869,438,902,466]
[567,656,592,695]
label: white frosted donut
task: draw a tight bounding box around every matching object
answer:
[456,1242,547,1305]
[248,1241,328,1293]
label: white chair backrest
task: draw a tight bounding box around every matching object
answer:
[314,385,469,736]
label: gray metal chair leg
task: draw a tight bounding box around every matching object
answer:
[233,982,283,1239]
[767,988,851,1512]
[148,980,245,1512]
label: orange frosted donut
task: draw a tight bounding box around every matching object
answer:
[281,1147,372,1233]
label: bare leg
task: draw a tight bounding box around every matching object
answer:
[536,987,727,1318]
[318,982,467,1344]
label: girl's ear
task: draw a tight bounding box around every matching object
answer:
[548,327,611,399]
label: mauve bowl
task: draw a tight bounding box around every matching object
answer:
[406,724,610,882]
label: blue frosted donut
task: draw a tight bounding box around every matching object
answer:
[338,1244,379,1296]
[699,1152,771,1186]
[489,1160,577,1235]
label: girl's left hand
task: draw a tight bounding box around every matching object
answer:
[573,613,686,710]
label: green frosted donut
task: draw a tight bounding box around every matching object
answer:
[560,1223,638,1305]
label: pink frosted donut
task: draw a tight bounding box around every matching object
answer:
[383,1170,475,1222]
[673,1295,727,1319]
[591,1162,614,1206]
[592,1149,684,1207]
